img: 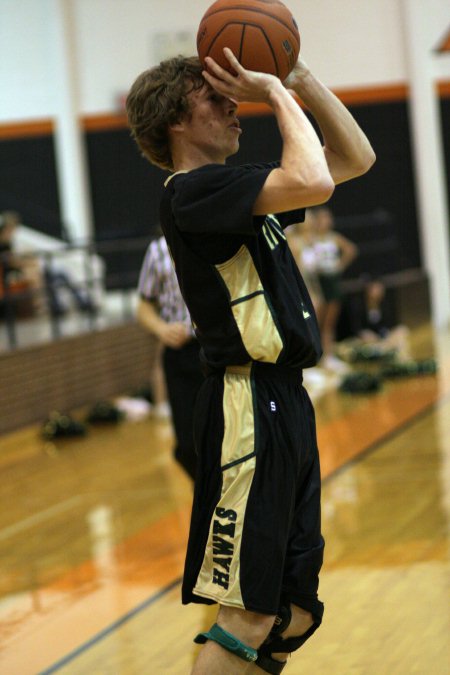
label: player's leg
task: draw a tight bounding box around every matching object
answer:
[185,365,320,674]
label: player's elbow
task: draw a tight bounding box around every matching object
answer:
[304,173,335,204]
[290,162,335,201]
[354,147,376,177]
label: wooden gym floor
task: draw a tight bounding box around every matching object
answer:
[0,324,449,674]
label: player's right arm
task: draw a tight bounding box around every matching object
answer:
[256,83,335,214]
[203,48,334,215]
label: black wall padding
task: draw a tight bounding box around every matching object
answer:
[324,102,421,271]
[0,135,63,239]
[86,128,167,239]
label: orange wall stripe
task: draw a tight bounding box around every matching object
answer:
[82,113,128,132]
[438,80,450,98]
[78,82,413,131]
[0,80,448,139]
[0,119,53,140]
[334,82,409,105]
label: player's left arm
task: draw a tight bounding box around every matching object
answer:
[285,60,376,185]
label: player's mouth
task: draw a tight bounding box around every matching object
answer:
[229,119,242,133]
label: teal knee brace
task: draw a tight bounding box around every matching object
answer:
[194,623,258,663]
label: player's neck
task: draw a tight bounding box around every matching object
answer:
[172,142,227,172]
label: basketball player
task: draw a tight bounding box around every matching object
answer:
[126,49,375,674]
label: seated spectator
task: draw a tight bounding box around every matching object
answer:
[1,210,97,316]
[0,211,44,313]
[356,276,410,356]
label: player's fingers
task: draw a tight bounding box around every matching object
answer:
[204,56,236,84]
[202,70,233,96]
[223,47,245,74]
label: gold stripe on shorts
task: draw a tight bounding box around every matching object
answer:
[193,369,256,608]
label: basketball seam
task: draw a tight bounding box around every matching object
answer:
[207,24,246,62]
[239,24,245,62]
[262,29,279,77]
[207,21,286,77]
[200,6,300,46]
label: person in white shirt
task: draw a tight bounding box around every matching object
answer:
[137,234,203,479]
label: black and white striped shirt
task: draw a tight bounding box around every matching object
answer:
[138,236,192,329]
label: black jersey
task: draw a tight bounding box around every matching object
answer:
[160,162,322,370]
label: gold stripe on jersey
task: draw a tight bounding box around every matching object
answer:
[193,369,256,608]
[262,222,278,250]
[215,245,283,363]
[266,214,287,240]
[262,215,287,250]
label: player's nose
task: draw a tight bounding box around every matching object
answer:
[225,97,238,113]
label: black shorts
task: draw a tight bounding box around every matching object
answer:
[182,361,324,621]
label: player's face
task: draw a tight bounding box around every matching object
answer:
[184,84,242,162]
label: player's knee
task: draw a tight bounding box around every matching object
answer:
[217,606,276,648]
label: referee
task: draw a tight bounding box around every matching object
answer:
[137,233,203,480]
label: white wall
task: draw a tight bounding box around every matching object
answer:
[0,0,56,119]
[2,0,448,123]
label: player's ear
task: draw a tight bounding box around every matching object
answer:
[169,120,185,132]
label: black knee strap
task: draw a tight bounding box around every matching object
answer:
[254,599,291,673]
[254,651,287,675]
[255,625,319,674]
[270,601,292,635]
[262,621,320,653]
[255,598,323,673]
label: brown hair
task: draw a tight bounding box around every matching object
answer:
[126,56,205,171]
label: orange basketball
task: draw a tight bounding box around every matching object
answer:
[197,0,300,82]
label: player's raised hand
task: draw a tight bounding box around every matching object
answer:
[203,47,283,104]
[283,57,312,92]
